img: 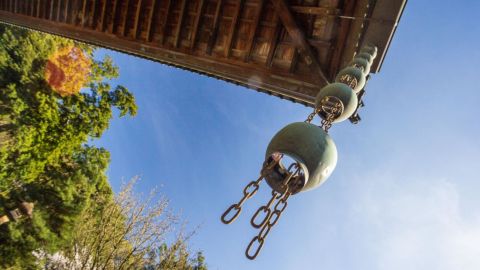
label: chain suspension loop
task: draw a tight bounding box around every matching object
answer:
[304,108,320,123]
[318,96,344,132]
[245,163,299,260]
[221,156,281,225]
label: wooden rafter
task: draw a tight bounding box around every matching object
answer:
[206,0,223,55]
[270,0,329,85]
[49,0,53,20]
[99,0,108,31]
[122,0,130,36]
[174,0,187,48]
[328,0,356,78]
[56,0,61,21]
[64,0,69,22]
[266,15,281,67]
[133,0,143,39]
[190,0,205,50]
[290,6,339,16]
[109,0,118,33]
[145,0,157,42]
[244,0,264,62]
[159,0,171,44]
[81,0,87,27]
[224,0,244,57]
[36,0,40,17]
[90,0,97,28]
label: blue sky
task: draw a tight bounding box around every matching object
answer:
[94,1,480,269]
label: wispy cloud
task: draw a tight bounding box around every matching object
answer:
[348,173,480,270]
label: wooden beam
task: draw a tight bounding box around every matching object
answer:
[133,0,143,39]
[109,0,119,33]
[122,0,130,36]
[174,0,187,48]
[290,6,339,16]
[189,0,205,50]
[329,0,356,78]
[30,0,35,16]
[64,0,69,22]
[270,0,329,84]
[81,0,87,27]
[49,0,54,20]
[289,48,299,73]
[0,9,320,106]
[159,0,171,44]
[244,0,264,62]
[224,0,244,57]
[145,0,157,41]
[56,0,61,21]
[99,0,107,31]
[266,16,281,67]
[90,0,97,28]
[206,0,222,55]
[36,0,40,17]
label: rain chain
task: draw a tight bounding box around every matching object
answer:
[221,44,378,260]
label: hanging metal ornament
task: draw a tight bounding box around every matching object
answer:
[360,44,378,59]
[356,51,375,64]
[335,67,366,93]
[221,44,378,260]
[315,83,358,124]
[349,57,371,75]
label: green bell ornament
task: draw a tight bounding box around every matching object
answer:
[349,57,371,75]
[315,83,358,123]
[335,67,366,93]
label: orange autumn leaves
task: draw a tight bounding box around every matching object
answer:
[45,46,91,96]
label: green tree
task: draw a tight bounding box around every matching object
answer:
[0,24,136,268]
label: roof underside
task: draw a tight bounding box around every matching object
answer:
[0,0,406,106]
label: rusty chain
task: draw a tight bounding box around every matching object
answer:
[319,96,344,132]
[304,108,320,123]
[245,163,299,260]
[220,156,281,225]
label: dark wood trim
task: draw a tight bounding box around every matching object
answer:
[109,0,118,33]
[56,0,61,21]
[81,0,87,27]
[145,0,156,41]
[49,0,54,20]
[159,0,171,44]
[190,0,205,50]
[122,0,130,36]
[133,0,143,39]
[266,15,281,67]
[174,0,187,48]
[0,10,318,106]
[224,0,244,57]
[64,0,69,22]
[328,0,356,78]
[90,0,97,28]
[244,0,264,62]
[270,0,329,85]
[99,0,107,31]
[290,6,339,16]
[206,0,222,55]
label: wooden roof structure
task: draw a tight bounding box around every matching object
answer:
[0,0,406,106]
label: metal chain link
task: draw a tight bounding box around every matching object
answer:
[304,108,320,123]
[220,157,281,225]
[320,101,343,132]
[245,164,299,260]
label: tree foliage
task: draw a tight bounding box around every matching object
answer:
[39,178,207,270]
[45,46,92,96]
[0,24,136,268]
